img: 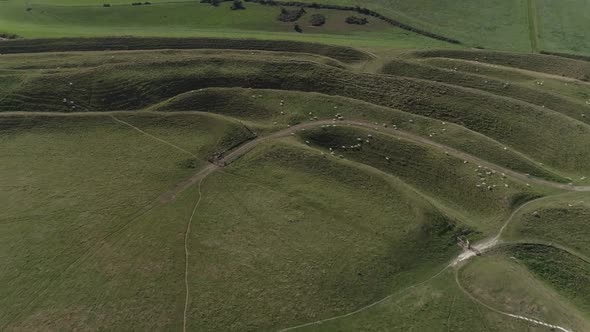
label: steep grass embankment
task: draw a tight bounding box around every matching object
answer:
[503,194,590,258]
[509,244,590,315]
[0,37,372,63]
[459,251,590,332]
[2,56,588,179]
[413,49,590,82]
[154,88,566,183]
[381,58,590,125]
[299,125,546,228]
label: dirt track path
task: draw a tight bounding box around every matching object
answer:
[183,175,208,332]
[160,119,590,204]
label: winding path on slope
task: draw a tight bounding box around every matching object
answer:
[160,118,590,203]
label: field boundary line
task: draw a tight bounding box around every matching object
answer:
[110,115,196,157]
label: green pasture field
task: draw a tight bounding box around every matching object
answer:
[1,0,589,54]
[0,112,253,329]
[0,0,451,49]
[537,0,590,55]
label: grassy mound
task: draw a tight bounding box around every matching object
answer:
[0,37,372,63]
[2,53,588,179]
[413,49,590,82]
[155,87,568,183]
[508,244,590,315]
[182,141,470,330]
[419,57,590,104]
[299,125,546,229]
[381,58,590,125]
[0,48,346,72]
[503,194,590,258]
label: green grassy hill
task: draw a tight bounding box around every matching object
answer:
[1,22,589,332]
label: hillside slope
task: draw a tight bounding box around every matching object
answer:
[0,39,589,331]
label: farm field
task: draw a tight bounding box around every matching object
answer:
[0,0,589,54]
[1,1,590,331]
[0,0,451,49]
